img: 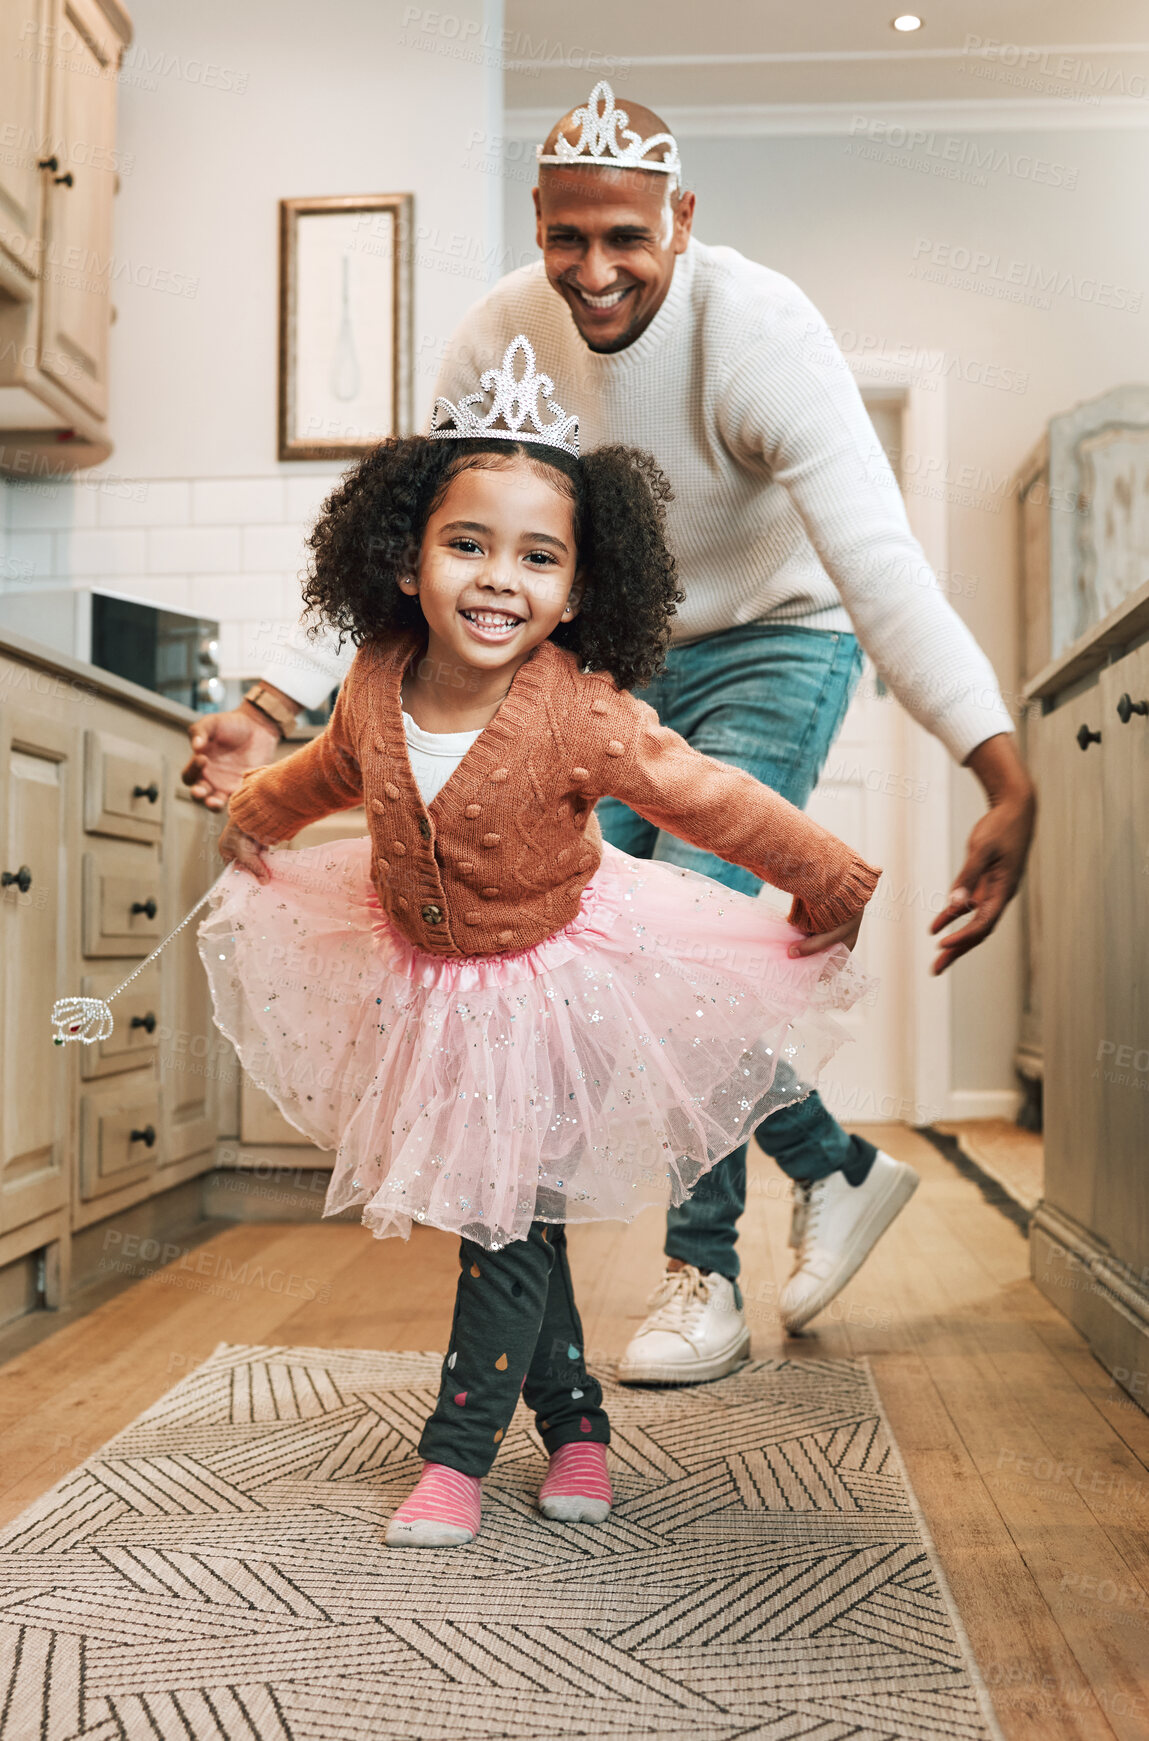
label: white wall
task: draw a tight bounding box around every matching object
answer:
[1,0,505,682]
[502,123,1149,1100]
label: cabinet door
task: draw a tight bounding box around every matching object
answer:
[161,790,221,1166]
[38,0,121,418]
[0,0,49,276]
[1038,675,1107,1232]
[1095,644,1149,1270]
[0,710,70,1234]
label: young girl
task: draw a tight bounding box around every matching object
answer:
[200,335,880,1549]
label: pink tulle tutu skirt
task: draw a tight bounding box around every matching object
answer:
[198,838,872,1248]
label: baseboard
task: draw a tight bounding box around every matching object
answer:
[1030,1203,1149,1416]
[943,1089,1024,1121]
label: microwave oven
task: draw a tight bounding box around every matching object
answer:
[0,587,223,711]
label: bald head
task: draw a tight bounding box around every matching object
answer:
[542,95,681,186]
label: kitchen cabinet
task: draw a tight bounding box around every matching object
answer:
[1025,585,1149,1403]
[0,0,132,474]
[0,627,223,1307]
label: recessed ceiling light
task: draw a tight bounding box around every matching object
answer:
[892,14,923,29]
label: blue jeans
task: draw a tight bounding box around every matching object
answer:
[597,623,876,1281]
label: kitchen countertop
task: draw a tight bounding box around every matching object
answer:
[0,624,202,727]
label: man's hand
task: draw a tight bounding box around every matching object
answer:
[182,706,281,810]
[930,732,1036,975]
[218,816,270,882]
[788,912,863,958]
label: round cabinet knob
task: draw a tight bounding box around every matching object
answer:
[131,897,158,919]
[1116,693,1149,725]
[130,1012,157,1034]
[1,865,32,893]
[1076,724,1102,751]
[132,782,159,803]
[130,1125,157,1147]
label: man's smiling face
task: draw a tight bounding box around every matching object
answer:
[533,159,694,355]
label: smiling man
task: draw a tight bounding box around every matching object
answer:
[183,84,1035,1378]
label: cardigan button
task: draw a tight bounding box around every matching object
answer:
[465,803,482,818]
[418,817,431,839]
[384,782,400,800]
[421,904,444,925]
[481,833,501,848]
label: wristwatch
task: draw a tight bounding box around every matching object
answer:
[242,683,299,739]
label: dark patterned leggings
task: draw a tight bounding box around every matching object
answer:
[419,1221,611,1478]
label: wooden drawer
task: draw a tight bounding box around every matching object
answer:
[84,729,165,843]
[82,847,163,957]
[79,963,161,1080]
[79,1077,162,1200]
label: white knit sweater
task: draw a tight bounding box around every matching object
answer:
[271,239,1012,762]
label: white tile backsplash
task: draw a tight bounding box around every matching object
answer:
[192,478,287,526]
[61,528,148,577]
[97,479,192,529]
[241,523,308,573]
[148,525,242,575]
[0,473,331,681]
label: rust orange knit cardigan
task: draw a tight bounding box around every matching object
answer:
[228,632,882,961]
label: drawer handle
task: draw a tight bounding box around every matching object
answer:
[1116,693,1149,725]
[133,783,160,803]
[38,155,58,172]
[130,1125,156,1147]
[1076,724,1101,751]
[2,865,32,894]
[130,1012,157,1034]
[131,898,158,919]
[53,171,74,187]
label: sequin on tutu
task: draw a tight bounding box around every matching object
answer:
[198,839,873,1248]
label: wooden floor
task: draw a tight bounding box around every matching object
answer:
[3,1123,1148,1740]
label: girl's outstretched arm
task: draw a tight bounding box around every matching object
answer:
[598,690,881,935]
[225,673,363,846]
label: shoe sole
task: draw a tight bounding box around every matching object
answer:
[385,1520,475,1546]
[781,1164,919,1332]
[616,1325,751,1386]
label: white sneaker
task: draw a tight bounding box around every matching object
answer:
[779,1150,919,1332]
[617,1264,750,1385]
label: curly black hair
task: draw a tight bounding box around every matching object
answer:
[300,436,683,692]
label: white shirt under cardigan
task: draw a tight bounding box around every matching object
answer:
[402,711,481,805]
[268,239,1013,764]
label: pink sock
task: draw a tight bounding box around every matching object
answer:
[538,1442,612,1523]
[385,1461,481,1547]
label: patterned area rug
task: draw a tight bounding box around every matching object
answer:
[0,1345,1002,1740]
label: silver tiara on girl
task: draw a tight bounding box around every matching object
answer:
[429,333,580,458]
[536,81,681,183]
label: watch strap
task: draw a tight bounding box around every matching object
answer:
[243,684,299,737]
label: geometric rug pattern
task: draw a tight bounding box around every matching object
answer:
[0,1344,1003,1740]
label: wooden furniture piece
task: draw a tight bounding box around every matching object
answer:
[1015,385,1149,1110]
[0,626,224,1320]
[0,0,133,475]
[1024,577,1149,1405]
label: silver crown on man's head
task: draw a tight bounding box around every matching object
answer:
[429,334,580,459]
[536,81,681,183]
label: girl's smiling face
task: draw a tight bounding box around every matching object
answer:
[401,455,581,681]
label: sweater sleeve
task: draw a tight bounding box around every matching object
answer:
[227,667,363,844]
[601,691,881,933]
[716,287,1015,763]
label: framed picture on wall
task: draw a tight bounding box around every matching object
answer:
[278,193,413,462]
